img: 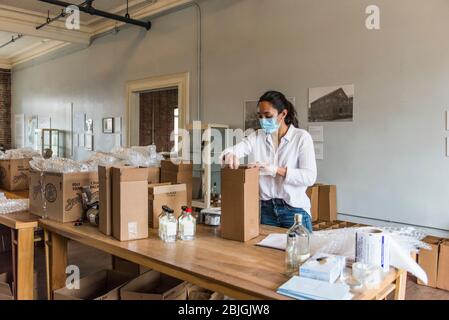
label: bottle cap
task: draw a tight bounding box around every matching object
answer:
[295,213,303,223]
[186,207,192,213]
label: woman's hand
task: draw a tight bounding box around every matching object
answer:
[222,153,240,169]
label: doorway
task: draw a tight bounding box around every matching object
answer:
[139,87,178,152]
[126,72,189,149]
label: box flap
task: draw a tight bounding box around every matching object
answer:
[112,167,148,182]
[161,160,193,172]
[221,166,258,183]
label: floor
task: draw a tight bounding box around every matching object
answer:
[1,240,449,300]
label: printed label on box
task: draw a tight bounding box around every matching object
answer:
[128,222,138,240]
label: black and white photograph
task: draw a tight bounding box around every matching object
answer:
[308,85,354,122]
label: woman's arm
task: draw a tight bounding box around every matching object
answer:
[220,131,258,167]
[283,132,317,186]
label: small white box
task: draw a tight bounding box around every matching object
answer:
[299,253,346,283]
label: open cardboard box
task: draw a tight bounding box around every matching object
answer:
[28,169,99,223]
[53,270,134,300]
[186,283,224,300]
[120,270,187,300]
[0,158,31,191]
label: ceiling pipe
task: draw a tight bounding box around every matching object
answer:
[38,0,152,30]
[0,34,24,50]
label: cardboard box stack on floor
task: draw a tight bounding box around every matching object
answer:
[0,158,31,191]
[221,166,260,242]
[120,270,187,300]
[112,166,149,241]
[28,169,99,223]
[53,270,134,300]
[417,236,449,291]
[0,273,13,300]
[148,183,187,228]
[160,160,193,206]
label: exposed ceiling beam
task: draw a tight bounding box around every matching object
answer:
[39,0,151,30]
[0,5,91,44]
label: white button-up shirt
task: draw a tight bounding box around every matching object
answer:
[223,126,317,214]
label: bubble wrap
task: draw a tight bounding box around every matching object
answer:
[0,148,40,160]
[0,193,29,215]
[29,156,89,173]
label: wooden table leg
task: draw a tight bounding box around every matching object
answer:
[44,230,68,300]
[394,269,407,300]
[15,228,35,300]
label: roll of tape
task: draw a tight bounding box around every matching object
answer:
[355,227,390,272]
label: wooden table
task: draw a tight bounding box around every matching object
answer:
[40,219,407,300]
[0,189,38,300]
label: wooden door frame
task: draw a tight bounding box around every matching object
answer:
[125,72,190,147]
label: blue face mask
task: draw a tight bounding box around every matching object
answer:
[259,117,280,134]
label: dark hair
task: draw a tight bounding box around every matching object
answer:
[258,91,299,128]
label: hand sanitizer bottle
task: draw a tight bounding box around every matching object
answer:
[164,207,178,243]
[178,206,196,240]
[286,214,311,271]
[158,206,170,241]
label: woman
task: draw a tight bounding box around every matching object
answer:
[222,91,317,232]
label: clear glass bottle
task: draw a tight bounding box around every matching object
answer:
[158,206,170,241]
[285,214,311,274]
[178,206,196,240]
[163,207,178,243]
[285,233,298,276]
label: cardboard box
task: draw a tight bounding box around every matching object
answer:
[418,236,441,287]
[28,170,99,223]
[186,283,224,300]
[306,185,319,222]
[112,167,148,241]
[53,270,134,300]
[112,256,150,276]
[0,158,31,191]
[99,166,113,236]
[160,160,193,206]
[148,183,187,229]
[221,167,260,242]
[437,240,449,291]
[318,185,337,222]
[120,270,187,300]
[147,167,160,185]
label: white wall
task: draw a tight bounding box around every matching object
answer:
[11,0,449,232]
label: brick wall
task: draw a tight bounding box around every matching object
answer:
[139,88,178,152]
[0,69,11,150]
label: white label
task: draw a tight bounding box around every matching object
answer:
[128,222,138,240]
[183,222,194,236]
[166,223,177,236]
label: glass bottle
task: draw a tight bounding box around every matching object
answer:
[163,207,178,243]
[285,214,311,274]
[158,206,170,241]
[285,233,298,276]
[178,206,196,240]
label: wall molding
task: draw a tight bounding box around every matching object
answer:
[125,72,190,147]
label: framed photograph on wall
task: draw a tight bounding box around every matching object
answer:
[308,84,354,122]
[103,118,114,134]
